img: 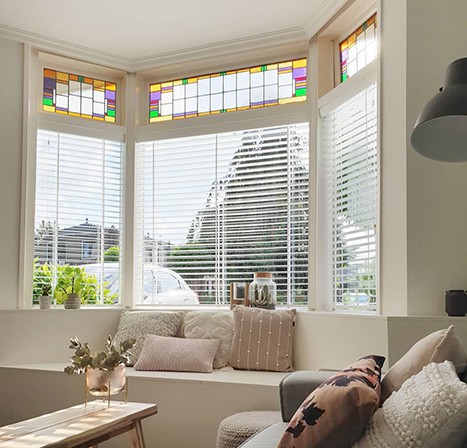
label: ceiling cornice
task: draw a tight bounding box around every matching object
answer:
[303,0,350,38]
[0,24,132,71]
[131,28,308,72]
[0,0,348,72]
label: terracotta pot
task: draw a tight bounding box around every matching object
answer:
[86,364,126,396]
[64,293,81,309]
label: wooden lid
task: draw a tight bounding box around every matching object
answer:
[254,272,272,278]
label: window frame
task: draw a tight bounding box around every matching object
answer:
[332,7,377,87]
[134,122,310,307]
[134,54,311,308]
[316,61,380,314]
[19,46,129,309]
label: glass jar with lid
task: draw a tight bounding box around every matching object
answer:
[248,272,277,309]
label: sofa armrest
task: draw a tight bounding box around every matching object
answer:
[279,371,334,422]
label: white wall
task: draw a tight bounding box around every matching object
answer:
[379,0,408,315]
[405,0,467,315]
[0,38,23,310]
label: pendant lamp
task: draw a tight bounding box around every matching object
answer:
[410,57,467,162]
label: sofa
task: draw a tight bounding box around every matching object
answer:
[240,370,333,447]
[240,325,467,448]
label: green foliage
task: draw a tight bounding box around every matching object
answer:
[33,260,53,302]
[64,335,136,375]
[54,265,116,305]
[104,246,119,262]
[33,260,117,305]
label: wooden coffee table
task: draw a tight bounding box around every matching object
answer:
[0,401,157,447]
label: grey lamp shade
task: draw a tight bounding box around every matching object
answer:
[410,57,467,162]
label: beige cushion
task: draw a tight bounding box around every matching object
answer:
[354,361,467,448]
[113,310,184,365]
[183,310,233,369]
[134,335,220,373]
[278,355,385,448]
[381,325,467,402]
[230,306,295,372]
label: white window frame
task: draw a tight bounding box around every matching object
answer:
[316,60,380,314]
[19,46,130,309]
[333,8,378,87]
[134,54,310,308]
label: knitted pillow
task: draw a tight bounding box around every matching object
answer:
[113,310,184,365]
[230,306,296,372]
[354,361,467,448]
[134,335,221,373]
[381,325,467,401]
[278,355,385,448]
[183,310,233,369]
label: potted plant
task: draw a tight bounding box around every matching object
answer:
[33,260,53,308]
[64,335,135,395]
[39,283,52,309]
[56,266,85,309]
[54,265,117,307]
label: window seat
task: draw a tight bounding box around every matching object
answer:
[0,363,286,448]
[0,362,287,385]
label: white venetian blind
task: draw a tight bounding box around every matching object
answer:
[320,82,377,311]
[135,123,309,306]
[34,129,124,306]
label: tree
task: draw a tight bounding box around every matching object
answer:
[104,246,119,262]
[172,125,309,303]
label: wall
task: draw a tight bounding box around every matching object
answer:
[0,38,23,309]
[378,0,408,315]
[405,0,467,315]
[0,309,121,364]
[2,309,466,372]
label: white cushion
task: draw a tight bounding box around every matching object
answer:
[183,310,233,368]
[353,361,467,448]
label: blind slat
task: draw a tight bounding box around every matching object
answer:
[321,83,377,312]
[135,123,309,306]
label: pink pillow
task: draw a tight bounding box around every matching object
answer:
[133,335,220,373]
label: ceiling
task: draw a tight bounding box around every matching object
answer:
[0,0,336,65]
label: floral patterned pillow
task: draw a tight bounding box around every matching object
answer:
[277,355,385,448]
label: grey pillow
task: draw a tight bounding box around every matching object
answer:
[113,310,183,365]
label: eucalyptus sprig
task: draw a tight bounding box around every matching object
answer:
[64,335,135,375]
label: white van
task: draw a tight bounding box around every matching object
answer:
[80,263,199,305]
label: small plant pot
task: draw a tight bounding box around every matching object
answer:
[86,364,126,396]
[64,293,81,309]
[39,295,51,310]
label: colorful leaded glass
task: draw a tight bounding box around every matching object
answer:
[42,69,117,123]
[149,58,307,123]
[340,14,377,83]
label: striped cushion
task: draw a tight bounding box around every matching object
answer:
[229,306,296,372]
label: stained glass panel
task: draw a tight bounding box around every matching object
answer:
[149,58,307,123]
[42,69,117,123]
[340,14,377,83]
